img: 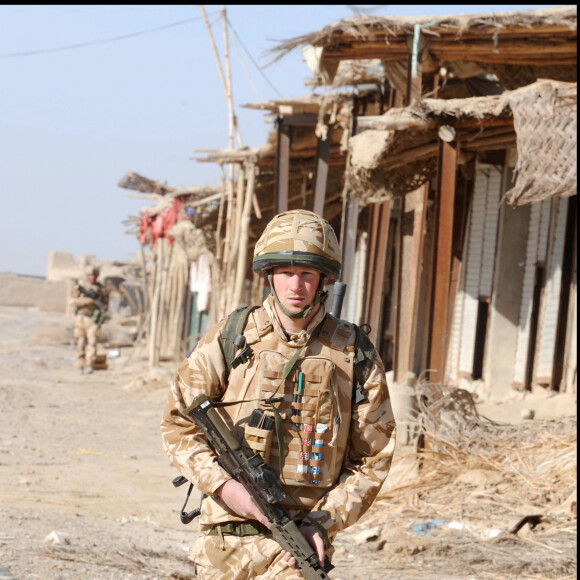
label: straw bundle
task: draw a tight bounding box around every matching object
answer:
[148,238,190,364]
[370,382,577,578]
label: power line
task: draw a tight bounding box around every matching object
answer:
[226,17,282,98]
[229,26,262,102]
[0,14,215,59]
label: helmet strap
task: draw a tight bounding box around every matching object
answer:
[267,272,328,320]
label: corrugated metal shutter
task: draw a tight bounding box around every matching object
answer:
[512,199,553,386]
[535,197,569,383]
[447,224,470,380]
[457,163,501,375]
[537,199,552,263]
[479,168,502,297]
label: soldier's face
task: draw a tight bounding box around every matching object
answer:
[272,266,322,313]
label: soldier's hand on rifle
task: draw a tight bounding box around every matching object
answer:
[214,479,271,529]
[282,522,325,575]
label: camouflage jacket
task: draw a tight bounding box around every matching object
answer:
[71,280,109,317]
[160,297,396,540]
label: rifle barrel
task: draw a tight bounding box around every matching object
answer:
[329,282,347,318]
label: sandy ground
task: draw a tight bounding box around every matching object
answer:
[0,305,576,580]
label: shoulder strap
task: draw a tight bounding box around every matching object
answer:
[352,324,375,404]
[320,314,375,404]
[220,305,259,383]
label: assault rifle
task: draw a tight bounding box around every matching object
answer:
[184,394,332,580]
[76,283,107,323]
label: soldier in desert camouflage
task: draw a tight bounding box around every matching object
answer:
[70,265,109,374]
[161,210,396,578]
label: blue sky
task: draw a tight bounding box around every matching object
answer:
[0,5,558,276]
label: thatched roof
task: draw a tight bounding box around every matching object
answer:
[118,171,227,251]
[347,80,577,206]
[270,6,577,92]
[195,130,347,228]
[506,80,576,204]
[305,59,386,88]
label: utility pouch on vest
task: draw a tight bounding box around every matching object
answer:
[258,350,341,488]
[91,310,104,324]
[244,408,274,463]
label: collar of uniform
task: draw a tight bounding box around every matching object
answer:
[254,305,273,339]
[263,296,327,347]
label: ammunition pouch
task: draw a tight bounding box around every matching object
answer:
[244,408,274,463]
[91,309,105,325]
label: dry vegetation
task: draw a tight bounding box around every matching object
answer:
[330,384,577,580]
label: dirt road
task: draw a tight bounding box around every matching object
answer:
[0,306,576,580]
[0,305,195,579]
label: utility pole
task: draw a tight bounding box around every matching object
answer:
[199,5,239,318]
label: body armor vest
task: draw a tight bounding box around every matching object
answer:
[217,306,360,505]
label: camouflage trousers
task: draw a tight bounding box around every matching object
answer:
[190,532,327,579]
[74,314,99,369]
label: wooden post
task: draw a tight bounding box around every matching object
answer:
[170,249,188,358]
[221,6,237,317]
[406,24,425,105]
[158,242,173,361]
[341,198,359,318]
[221,5,236,150]
[428,138,458,382]
[394,183,429,382]
[225,165,245,313]
[148,239,164,367]
[275,116,290,213]
[214,168,226,322]
[138,241,151,312]
[363,205,379,323]
[393,23,429,378]
[231,163,255,309]
[354,231,368,325]
[200,5,241,320]
[312,128,331,216]
[200,6,228,95]
[366,202,391,351]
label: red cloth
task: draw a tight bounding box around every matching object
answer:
[139,214,153,246]
[140,198,186,248]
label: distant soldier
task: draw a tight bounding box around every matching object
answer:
[71,266,109,374]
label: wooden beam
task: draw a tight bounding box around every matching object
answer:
[283,113,319,127]
[340,198,359,316]
[321,34,577,63]
[323,50,576,66]
[356,114,514,132]
[275,117,291,213]
[320,25,576,52]
[406,27,425,105]
[312,130,331,216]
[366,202,391,351]
[363,204,379,324]
[429,139,458,382]
[394,183,429,382]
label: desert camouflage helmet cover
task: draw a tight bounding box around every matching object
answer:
[85,265,100,277]
[252,210,341,279]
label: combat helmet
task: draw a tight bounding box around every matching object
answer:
[252,210,342,318]
[85,265,100,277]
[252,210,341,279]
